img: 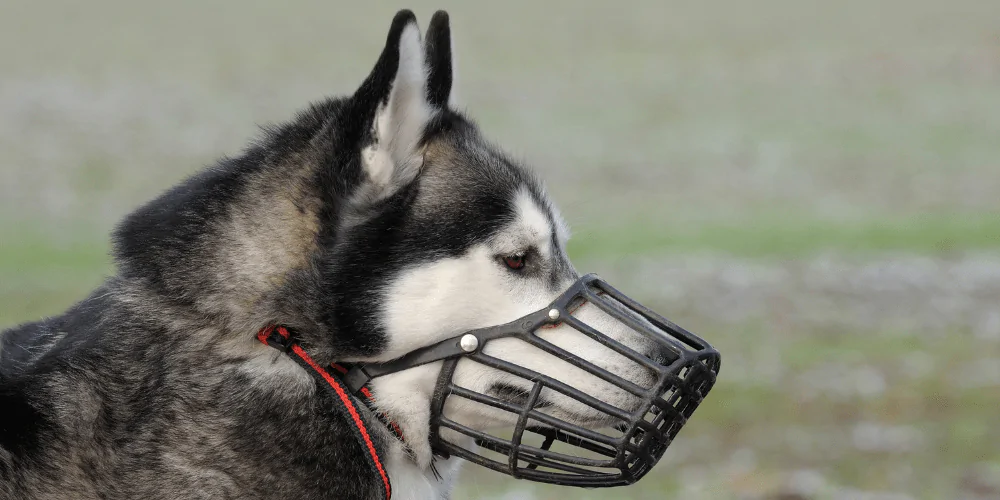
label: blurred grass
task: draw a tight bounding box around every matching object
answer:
[2,0,999,499]
[455,323,1000,499]
[4,209,995,326]
[569,212,1000,259]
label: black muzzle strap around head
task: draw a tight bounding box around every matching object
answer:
[256,326,393,500]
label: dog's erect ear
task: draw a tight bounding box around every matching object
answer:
[351,10,445,201]
[424,10,454,108]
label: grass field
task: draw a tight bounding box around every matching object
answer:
[2,1,999,498]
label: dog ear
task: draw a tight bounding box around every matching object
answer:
[351,10,438,201]
[424,10,454,108]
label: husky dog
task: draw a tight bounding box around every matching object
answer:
[0,9,711,500]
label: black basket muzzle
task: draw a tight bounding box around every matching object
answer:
[345,273,721,487]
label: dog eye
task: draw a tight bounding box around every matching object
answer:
[502,254,526,270]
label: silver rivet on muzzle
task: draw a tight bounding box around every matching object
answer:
[547,308,560,321]
[459,334,479,353]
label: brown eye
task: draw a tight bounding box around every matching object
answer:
[503,254,525,270]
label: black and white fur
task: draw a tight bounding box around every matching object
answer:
[1,10,663,500]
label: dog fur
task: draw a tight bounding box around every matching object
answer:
[1,10,665,500]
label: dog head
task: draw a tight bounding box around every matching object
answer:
[311,10,681,469]
[108,8,716,483]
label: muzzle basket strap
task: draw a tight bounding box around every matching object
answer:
[412,274,721,488]
[254,273,720,490]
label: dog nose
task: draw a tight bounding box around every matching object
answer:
[648,344,680,366]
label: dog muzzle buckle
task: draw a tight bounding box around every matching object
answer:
[346,273,721,488]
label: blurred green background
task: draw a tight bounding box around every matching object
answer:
[2,1,999,498]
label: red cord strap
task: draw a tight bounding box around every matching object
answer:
[257,326,392,500]
[330,362,406,442]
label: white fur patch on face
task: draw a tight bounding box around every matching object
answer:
[377,187,561,360]
[378,245,537,359]
[492,188,554,259]
[367,182,655,472]
[549,200,572,247]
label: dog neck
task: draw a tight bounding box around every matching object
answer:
[252,325,462,499]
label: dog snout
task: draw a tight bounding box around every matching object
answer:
[647,343,679,367]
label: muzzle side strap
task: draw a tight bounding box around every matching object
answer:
[257,326,392,500]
